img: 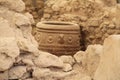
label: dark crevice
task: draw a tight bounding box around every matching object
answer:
[80,26,87,51]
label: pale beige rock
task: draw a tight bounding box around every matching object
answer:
[34,51,64,68]
[74,51,86,63]
[0,37,20,58]
[32,67,51,80]
[0,17,15,37]
[0,71,8,80]
[24,12,35,24]
[33,67,74,80]
[85,44,103,76]
[64,72,91,80]
[94,35,120,80]
[0,0,25,12]
[86,44,103,56]
[22,59,34,66]
[13,13,39,54]
[81,76,92,80]
[59,55,75,66]
[0,18,19,58]
[9,66,27,79]
[0,3,38,55]
[14,13,31,26]
[0,53,13,71]
[63,63,72,72]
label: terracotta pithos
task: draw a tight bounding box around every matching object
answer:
[35,21,80,55]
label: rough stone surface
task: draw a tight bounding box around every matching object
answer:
[9,66,27,79]
[94,35,120,80]
[64,72,92,80]
[0,37,19,58]
[0,0,25,12]
[0,71,8,80]
[74,44,103,76]
[59,55,75,66]
[34,51,64,68]
[23,0,44,22]
[0,0,119,80]
[33,67,74,80]
[0,18,19,71]
[74,51,86,63]
[63,63,73,72]
[84,45,103,76]
[0,53,13,71]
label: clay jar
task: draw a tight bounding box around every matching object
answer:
[35,21,80,55]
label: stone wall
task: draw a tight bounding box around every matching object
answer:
[42,0,119,49]
[23,0,44,23]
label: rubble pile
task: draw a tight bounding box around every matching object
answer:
[0,0,95,80]
[0,0,120,80]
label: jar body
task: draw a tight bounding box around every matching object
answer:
[35,21,80,55]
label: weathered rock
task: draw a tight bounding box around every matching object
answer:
[0,0,25,12]
[0,18,20,71]
[81,76,92,80]
[14,13,31,26]
[0,37,20,58]
[24,12,35,24]
[63,63,72,72]
[22,58,34,66]
[0,71,8,80]
[64,72,92,80]
[34,51,64,68]
[59,55,75,66]
[74,44,103,76]
[74,51,86,63]
[0,17,15,37]
[85,44,103,76]
[0,18,19,58]
[33,67,74,80]
[94,35,120,80]
[0,52,14,71]
[9,66,27,79]
[13,13,39,54]
[0,46,14,71]
[0,2,38,55]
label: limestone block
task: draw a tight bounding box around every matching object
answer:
[0,53,13,71]
[0,17,15,37]
[22,58,34,66]
[94,35,120,80]
[33,51,64,68]
[59,55,75,66]
[0,18,19,58]
[14,13,31,26]
[9,66,27,79]
[63,63,72,72]
[33,67,74,80]
[64,72,91,80]
[74,51,86,63]
[0,37,20,58]
[0,71,8,80]
[24,12,35,24]
[0,0,25,12]
[85,45,103,76]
